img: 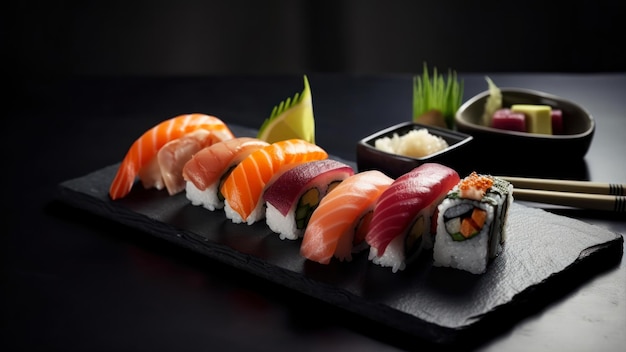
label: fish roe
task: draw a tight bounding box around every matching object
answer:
[459,172,494,200]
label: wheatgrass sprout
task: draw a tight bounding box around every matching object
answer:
[413,63,464,129]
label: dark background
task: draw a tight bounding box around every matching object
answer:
[3,0,625,77]
[2,2,626,351]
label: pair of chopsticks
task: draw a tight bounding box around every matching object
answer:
[498,176,625,212]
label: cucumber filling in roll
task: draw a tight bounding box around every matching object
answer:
[404,215,426,262]
[295,180,342,230]
[443,205,488,241]
[295,187,321,229]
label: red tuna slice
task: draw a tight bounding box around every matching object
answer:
[551,109,563,134]
[366,163,460,257]
[264,159,355,216]
[491,108,526,132]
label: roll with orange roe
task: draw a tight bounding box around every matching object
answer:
[432,172,514,274]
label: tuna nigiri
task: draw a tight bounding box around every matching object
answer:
[220,139,328,225]
[366,163,460,272]
[109,113,235,200]
[182,137,270,211]
[263,159,355,240]
[300,170,394,265]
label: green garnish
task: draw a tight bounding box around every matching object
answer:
[413,63,464,129]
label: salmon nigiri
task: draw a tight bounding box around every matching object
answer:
[220,139,328,225]
[366,163,460,273]
[109,113,234,200]
[182,137,270,211]
[300,170,394,265]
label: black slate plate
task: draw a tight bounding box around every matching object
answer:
[56,163,623,346]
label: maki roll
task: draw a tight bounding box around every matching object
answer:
[433,172,514,274]
[365,163,460,273]
[264,159,355,240]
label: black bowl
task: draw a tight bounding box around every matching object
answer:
[455,88,595,161]
[356,122,474,179]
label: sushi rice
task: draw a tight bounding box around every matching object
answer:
[224,199,266,225]
[368,235,409,273]
[185,182,222,211]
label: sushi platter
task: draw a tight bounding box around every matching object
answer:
[57,123,624,346]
